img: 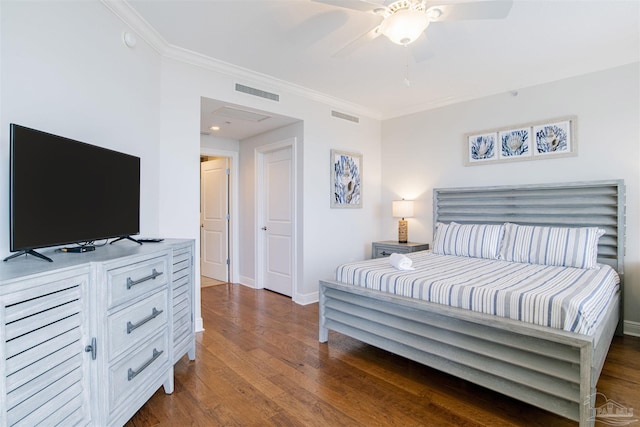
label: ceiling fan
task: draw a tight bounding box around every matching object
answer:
[313,0,513,57]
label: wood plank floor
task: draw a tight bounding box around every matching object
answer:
[126,284,640,426]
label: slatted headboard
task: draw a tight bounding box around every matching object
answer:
[433,180,626,275]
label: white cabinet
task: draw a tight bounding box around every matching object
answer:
[170,241,195,363]
[0,268,92,427]
[0,239,195,427]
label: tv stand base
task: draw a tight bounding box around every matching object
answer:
[110,236,143,245]
[3,249,53,263]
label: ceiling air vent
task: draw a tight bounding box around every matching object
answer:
[331,110,360,124]
[235,83,279,102]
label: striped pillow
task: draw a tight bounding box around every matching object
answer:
[432,222,504,260]
[499,223,605,269]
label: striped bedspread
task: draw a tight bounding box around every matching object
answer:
[335,251,620,335]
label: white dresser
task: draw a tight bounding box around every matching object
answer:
[0,239,195,427]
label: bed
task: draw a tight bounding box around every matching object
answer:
[318,180,625,426]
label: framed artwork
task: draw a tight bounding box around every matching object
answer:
[330,149,362,208]
[465,116,576,166]
[499,127,531,159]
[533,119,572,156]
[466,133,497,164]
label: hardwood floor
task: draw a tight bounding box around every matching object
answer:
[201,276,228,288]
[126,284,640,426]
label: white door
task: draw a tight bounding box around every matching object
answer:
[200,158,229,282]
[260,146,293,296]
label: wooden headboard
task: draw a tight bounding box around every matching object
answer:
[433,180,626,275]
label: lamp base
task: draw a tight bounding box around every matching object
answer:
[398,219,408,244]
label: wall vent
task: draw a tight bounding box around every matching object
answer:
[235,83,279,102]
[331,110,360,123]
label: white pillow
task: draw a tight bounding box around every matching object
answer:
[499,222,604,269]
[432,222,504,260]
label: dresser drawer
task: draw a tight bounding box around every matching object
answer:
[107,256,169,308]
[373,245,407,258]
[107,289,168,361]
[372,242,430,259]
[109,330,169,413]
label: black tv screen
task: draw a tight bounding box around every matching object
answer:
[9,124,140,252]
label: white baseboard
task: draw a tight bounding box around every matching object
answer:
[624,320,640,337]
[239,276,255,288]
[195,316,204,333]
[237,277,317,305]
[294,291,318,305]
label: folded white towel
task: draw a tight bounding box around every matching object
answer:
[389,253,415,271]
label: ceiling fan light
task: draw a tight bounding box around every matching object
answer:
[380,9,430,45]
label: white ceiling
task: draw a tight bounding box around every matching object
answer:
[129,0,639,123]
[200,97,300,139]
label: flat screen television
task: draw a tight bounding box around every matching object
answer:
[7,124,140,261]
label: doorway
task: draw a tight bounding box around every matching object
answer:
[199,147,239,287]
[200,97,301,299]
[200,156,229,283]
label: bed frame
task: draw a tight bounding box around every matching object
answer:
[319,180,625,426]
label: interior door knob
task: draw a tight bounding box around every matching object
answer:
[261,226,267,231]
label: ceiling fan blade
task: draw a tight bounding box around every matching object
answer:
[312,0,387,14]
[431,0,513,21]
[285,10,349,48]
[332,25,382,58]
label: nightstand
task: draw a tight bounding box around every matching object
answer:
[372,241,430,259]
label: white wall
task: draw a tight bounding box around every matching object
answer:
[201,133,240,153]
[158,58,381,321]
[381,63,640,326]
[0,0,162,254]
[1,0,382,333]
[4,1,636,333]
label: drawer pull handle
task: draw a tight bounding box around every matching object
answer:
[127,307,163,334]
[126,268,163,290]
[381,251,391,256]
[128,348,163,381]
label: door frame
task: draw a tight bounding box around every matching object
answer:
[255,138,298,300]
[200,148,239,284]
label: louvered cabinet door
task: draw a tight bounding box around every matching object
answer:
[171,242,195,363]
[0,269,92,427]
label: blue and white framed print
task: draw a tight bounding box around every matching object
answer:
[499,127,531,159]
[330,149,362,208]
[467,133,498,164]
[465,116,576,166]
[533,119,572,156]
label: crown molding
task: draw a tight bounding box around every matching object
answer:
[100,0,382,120]
[100,0,168,54]
[381,92,501,120]
[163,44,382,119]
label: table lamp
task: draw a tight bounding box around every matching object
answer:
[392,199,414,243]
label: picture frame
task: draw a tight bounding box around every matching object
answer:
[466,132,498,164]
[464,116,576,166]
[330,149,362,208]
[499,127,531,159]
[533,119,572,157]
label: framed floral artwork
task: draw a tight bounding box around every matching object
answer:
[466,133,497,164]
[533,119,572,156]
[464,116,576,166]
[499,127,531,159]
[330,149,362,208]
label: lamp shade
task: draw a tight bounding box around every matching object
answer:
[392,199,414,218]
[380,9,430,45]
